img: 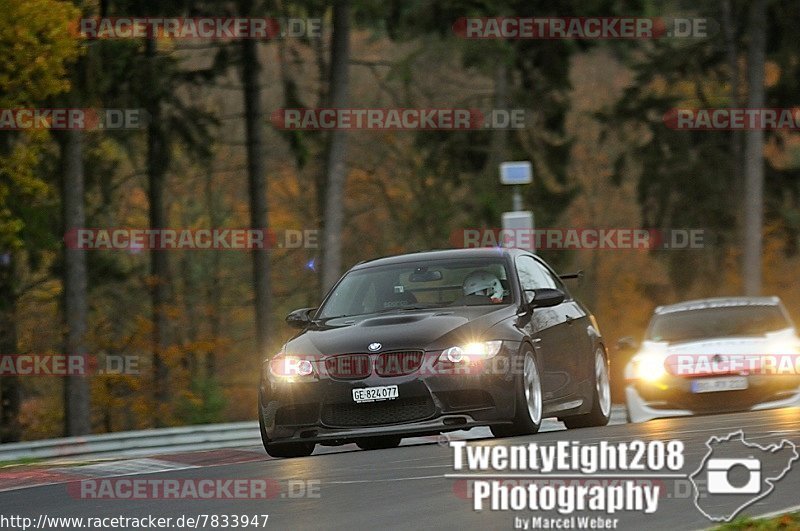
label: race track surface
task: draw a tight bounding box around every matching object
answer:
[1,408,799,530]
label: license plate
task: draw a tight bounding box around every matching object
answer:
[352,385,399,403]
[691,376,748,393]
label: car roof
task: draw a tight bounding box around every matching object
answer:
[350,248,523,270]
[654,296,782,315]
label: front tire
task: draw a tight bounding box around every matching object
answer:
[356,436,402,450]
[563,346,611,429]
[491,347,542,437]
[259,401,315,458]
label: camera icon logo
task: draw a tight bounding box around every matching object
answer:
[706,457,761,494]
[690,430,798,522]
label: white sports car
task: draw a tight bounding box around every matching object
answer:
[623,296,800,423]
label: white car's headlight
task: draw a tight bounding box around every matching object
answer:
[627,341,669,382]
[765,329,800,355]
[766,340,800,355]
[438,341,503,363]
[632,352,667,381]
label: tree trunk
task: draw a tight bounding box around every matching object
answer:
[145,36,171,425]
[722,0,744,250]
[240,0,271,359]
[0,131,20,442]
[0,255,20,442]
[321,0,351,294]
[61,127,91,436]
[486,63,509,173]
[743,0,766,296]
[204,168,221,384]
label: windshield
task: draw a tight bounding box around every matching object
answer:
[318,258,512,319]
[647,305,790,343]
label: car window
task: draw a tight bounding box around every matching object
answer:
[318,258,512,319]
[545,263,572,300]
[647,305,791,342]
[516,255,557,292]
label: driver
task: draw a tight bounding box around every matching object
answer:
[462,270,505,303]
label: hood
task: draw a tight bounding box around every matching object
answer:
[284,305,514,357]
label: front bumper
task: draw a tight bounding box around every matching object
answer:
[259,344,520,444]
[625,375,800,423]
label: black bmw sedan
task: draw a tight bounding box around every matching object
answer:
[259,248,611,457]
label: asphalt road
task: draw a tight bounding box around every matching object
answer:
[1,408,799,530]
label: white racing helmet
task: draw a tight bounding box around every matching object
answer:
[462,270,504,302]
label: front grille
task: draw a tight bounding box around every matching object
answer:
[325,351,424,379]
[325,354,371,379]
[321,396,436,427]
[375,351,423,376]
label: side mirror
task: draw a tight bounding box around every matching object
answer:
[527,288,566,309]
[286,307,317,329]
[616,336,638,352]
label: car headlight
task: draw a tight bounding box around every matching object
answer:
[633,352,667,382]
[766,340,800,355]
[269,353,314,379]
[438,341,503,363]
[626,341,668,382]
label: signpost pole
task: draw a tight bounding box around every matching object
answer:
[512,186,522,212]
[500,161,534,252]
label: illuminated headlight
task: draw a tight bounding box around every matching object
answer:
[631,352,667,382]
[767,340,800,355]
[764,329,800,355]
[269,354,314,378]
[439,341,503,363]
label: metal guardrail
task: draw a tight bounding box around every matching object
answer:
[0,405,628,463]
[0,421,261,462]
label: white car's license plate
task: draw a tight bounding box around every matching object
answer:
[691,376,748,393]
[352,385,398,403]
